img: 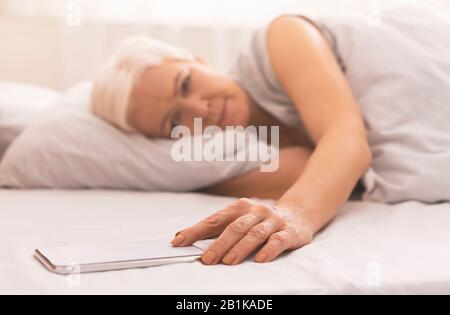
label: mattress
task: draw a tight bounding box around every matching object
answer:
[1,190,449,295]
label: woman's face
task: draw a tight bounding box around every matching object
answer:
[128,58,255,138]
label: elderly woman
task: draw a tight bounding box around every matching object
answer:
[90,15,372,266]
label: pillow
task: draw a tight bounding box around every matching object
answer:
[0,82,61,159]
[60,81,93,109]
[0,107,276,192]
[325,6,450,203]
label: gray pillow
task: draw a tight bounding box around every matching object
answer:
[0,107,273,191]
[325,6,450,203]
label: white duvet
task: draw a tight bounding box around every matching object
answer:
[1,190,449,295]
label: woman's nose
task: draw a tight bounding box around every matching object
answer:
[178,97,210,120]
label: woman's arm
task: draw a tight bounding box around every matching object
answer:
[200,147,312,200]
[267,16,372,234]
[172,16,372,265]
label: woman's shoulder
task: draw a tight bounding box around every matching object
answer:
[228,18,282,91]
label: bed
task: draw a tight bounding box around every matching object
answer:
[2,4,450,295]
[1,189,449,295]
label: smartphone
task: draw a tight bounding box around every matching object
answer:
[35,239,205,275]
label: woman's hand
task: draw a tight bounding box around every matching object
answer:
[171,198,314,265]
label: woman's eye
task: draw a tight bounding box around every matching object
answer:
[181,75,191,96]
[171,114,180,130]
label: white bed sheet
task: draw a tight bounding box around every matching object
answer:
[1,190,449,295]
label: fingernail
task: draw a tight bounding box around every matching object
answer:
[171,234,185,246]
[255,252,267,263]
[202,251,217,265]
[223,252,237,265]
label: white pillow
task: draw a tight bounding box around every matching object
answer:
[0,106,273,191]
[60,81,93,109]
[326,6,450,203]
[0,82,61,159]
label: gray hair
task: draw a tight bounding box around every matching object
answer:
[90,36,195,132]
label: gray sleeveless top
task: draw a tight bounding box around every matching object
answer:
[228,15,347,134]
[228,7,450,201]
[228,7,448,133]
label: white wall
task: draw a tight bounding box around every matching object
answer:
[0,16,63,89]
[0,16,256,90]
[1,0,449,91]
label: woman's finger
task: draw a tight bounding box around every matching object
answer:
[201,212,265,265]
[222,217,284,265]
[171,198,254,247]
[171,209,238,247]
[254,228,297,263]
